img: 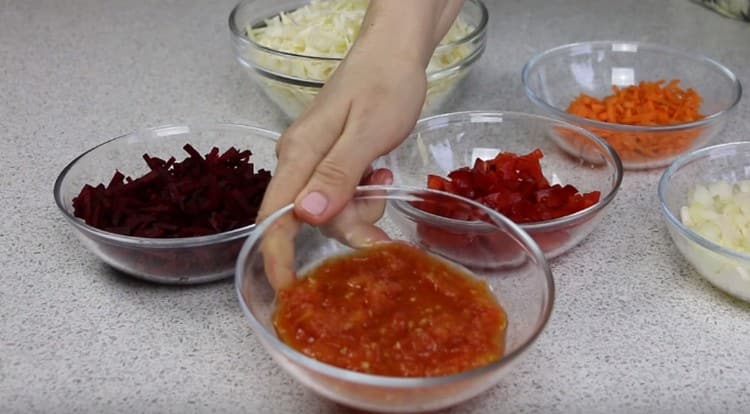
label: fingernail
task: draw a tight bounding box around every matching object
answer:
[375,169,393,185]
[345,231,374,248]
[300,191,328,216]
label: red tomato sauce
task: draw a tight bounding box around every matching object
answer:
[273,242,507,377]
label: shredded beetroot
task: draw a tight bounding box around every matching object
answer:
[72,144,272,238]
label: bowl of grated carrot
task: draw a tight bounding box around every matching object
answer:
[522,41,742,170]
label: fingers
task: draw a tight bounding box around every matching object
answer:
[362,167,393,187]
[320,168,393,248]
[291,137,371,224]
[256,102,348,223]
[258,101,349,292]
[293,98,420,225]
[262,169,393,291]
[259,213,300,291]
[257,52,424,292]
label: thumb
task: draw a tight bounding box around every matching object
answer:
[293,127,396,224]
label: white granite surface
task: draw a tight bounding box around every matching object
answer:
[1,0,749,413]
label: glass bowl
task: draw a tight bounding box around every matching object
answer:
[235,186,554,413]
[658,141,750,302]
[374,111,623,260]
[228,0,488,121]
[522,40,742,170]
[53,123,279,284]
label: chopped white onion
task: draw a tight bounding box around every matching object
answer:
[677,180,750,301]
[682,180,750,254]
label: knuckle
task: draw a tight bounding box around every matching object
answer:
[275,132,297,159]
[313,158,355,188]
[256,203,275,223]
[256,206,271,222]
[276,128,323,164]
[273,141,282,158]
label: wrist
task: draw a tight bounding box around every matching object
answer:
[355,0,449,69]
[350,32,431,73]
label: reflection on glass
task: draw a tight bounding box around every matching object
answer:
[428,139,456,172]
[611,67,635,86]
[471,147,501,161]
[611,42,638,52]
[570,61,595,91]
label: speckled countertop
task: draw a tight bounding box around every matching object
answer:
[1,0,749,413]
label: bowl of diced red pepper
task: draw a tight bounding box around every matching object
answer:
[375,111,623,262]
[53,123,279,284]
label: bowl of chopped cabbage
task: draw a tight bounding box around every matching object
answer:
[658,141,750,302]
[229,0,488,121]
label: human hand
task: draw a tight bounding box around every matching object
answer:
[257,0,466,291]
[258,51,426,290]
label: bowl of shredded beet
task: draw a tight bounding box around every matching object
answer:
[374,111,624,261]
[54,123,279,284]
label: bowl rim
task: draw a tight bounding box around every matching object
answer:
[389,110,624,231]
[521,40,743,132]
[658,141,750,262]
[228,0,489,66]
[235,184,555,388]
[53,122,280,248]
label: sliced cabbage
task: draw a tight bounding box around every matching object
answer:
[245,0,476,119]
[249,0,473,72]
[250,0,367,59]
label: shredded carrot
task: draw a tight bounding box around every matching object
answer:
[567,80,704,126]
[564,79,706,167]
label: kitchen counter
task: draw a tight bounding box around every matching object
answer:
[2,0,749,412]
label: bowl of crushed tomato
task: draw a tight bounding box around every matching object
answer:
[522,41,742,169]
[54,123,279,284]
[376,111,623,261]
[236,186,554,413]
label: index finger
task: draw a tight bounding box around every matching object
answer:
[319,168,393,248]
[258,103,348,290]
[257,111,343,222]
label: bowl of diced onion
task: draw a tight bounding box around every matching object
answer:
[658,141,750,302]
[229,0,488,121]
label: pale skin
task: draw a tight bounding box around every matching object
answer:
[256,0,466,291]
